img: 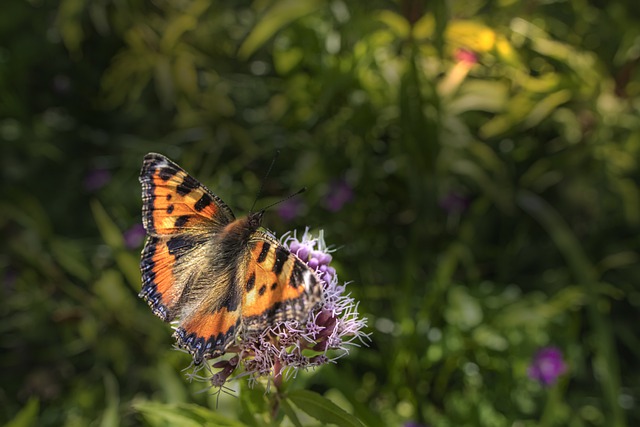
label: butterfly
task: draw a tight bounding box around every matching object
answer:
[138,153,323,363]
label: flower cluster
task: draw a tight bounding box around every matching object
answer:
[186,229,369,391]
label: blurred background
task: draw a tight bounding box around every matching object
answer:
[1,0,639,426]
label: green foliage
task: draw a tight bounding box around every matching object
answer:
[287,390,365,427]
[1,0,639,426]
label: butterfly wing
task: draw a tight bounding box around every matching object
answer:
[173,293,242,362]
[172,230,323,362]
[140,153,235,236]
[139,153,235,321]
[241,232,323,333]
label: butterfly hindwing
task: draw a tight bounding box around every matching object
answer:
[169,231,323,361]
[241,233,322,333]
[174,306,241,362]
[140,233,208,321]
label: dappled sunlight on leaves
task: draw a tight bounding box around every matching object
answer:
[2,0,640,425]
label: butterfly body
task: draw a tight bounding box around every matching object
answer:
[139,153,322,362]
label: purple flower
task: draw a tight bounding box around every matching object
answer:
[528,347,567,386]
[184,228,370,391]
[438,191,470,215]
[277,198,304,221]
[323,179,353,212]
[84,168,111,192]
[123,223,146,249]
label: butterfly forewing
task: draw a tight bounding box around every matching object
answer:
[140,153,235,235]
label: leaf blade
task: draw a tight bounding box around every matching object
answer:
[287,390,365,427]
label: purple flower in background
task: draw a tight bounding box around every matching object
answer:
[277,198,304,221]
[124,223,146,249]
[323,179,353,212]
[84,168,111,192]
[438,191,470,215]
[528,347,567,386]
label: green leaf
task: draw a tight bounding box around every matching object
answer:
[449,159,513,213]
[445,286,483,331]
[133,401,243,427]
[155,56,176,109]
[280,398,304,427]
[116,251,143,291]
[287,390,365,427]
[56,0,85,58]
[238,381,267,426]
[161,14,197,52]
[238,0,321,59]
[524,89,572,128]
[273,47,304,75]
[91,200,124,249]
[91,200,141,289]
[376,10,409,39]
[157,360,188,404]
[5,398,39,427]
[49,238,91,281]
[100,372,120,427]
[93,270,137,326]
[174,52,199,98]
[448,81,509,114]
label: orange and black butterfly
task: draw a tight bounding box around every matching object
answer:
[138,153,322,362]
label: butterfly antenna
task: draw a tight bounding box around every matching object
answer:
[250,150,280,213]
[260,187,307,212]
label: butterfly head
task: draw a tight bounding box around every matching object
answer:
[247,210,265,230]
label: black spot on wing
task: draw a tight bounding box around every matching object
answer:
[257,242,270,263]
[270,282,278,291]
[159,167,178,181]
[176,175,199,196]
[246,272,255,292]
[289,259,306,289]
[194,193,212,212]
[258,285,267,296]
[166,236,193,260]
[219,286,239,311]
[167,204,174,214]
[272,246,289,275]
[166,194,172,200]
[175,215,189,228]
